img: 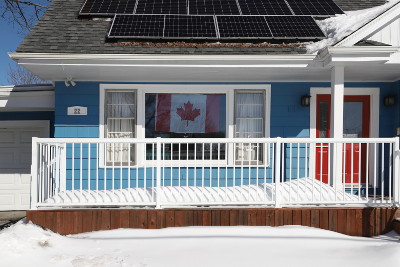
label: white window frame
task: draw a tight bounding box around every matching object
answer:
[100,84,271,166]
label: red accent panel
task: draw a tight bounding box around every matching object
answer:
[155,94,171,132]
[205,95,220,133]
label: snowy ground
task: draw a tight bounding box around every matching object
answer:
[0,222,399,267]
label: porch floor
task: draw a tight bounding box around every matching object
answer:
[44,178,361,207]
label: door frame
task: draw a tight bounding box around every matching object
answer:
[309,87,380,186]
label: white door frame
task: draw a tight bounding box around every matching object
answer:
[309,87,380,186]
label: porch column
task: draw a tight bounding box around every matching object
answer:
[330,66,344,138]
[330,66,344,188]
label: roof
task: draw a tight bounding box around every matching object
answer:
[16,0,388,55]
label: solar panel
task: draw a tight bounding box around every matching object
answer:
[217,16,272,39]
[286,0,344,16]
[108,14,164,38]
[135,0,187,15]
[264,16,325,38]
[80,0,137,15]
[238,0,292,15]
[164,15,217,39]
[189,0,240,15]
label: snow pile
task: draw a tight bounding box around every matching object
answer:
[1,222,400,267]
[307,0,400,53]
[46,178,360,206]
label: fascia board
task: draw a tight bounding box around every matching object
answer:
[8,52,317,63]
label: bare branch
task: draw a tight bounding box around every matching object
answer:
[8,0,49,9]
[7,64,48,85]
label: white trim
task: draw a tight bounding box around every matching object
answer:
[310,87,380,139]
[99,84,271,166]
[0,120,50,138]
[309,87,380,188]
[335,1,400,47]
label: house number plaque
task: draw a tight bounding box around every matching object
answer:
[67,106,87,116]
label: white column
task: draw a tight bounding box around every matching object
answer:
[330,66,344,138]
[330,66,344,188]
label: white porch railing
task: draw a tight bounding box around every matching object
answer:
[30,137,400,209]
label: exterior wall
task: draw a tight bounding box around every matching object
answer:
[367,17,400,46]
[54,81,400,139]
[0,111,54,137]
[53,81,400,190]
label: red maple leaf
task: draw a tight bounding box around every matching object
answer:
[176,101,201,126]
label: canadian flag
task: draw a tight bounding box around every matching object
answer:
[155,94,221,133]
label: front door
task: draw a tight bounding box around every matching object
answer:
[316,95,370,184]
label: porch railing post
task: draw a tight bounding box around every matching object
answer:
[155,137,162,209]
[60,143,67,192]
[394,137,400,206]
[274,137,282,208]
[30,137,39,210]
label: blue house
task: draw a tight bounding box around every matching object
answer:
[3,0,400,234]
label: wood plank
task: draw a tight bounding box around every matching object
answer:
[328,209,337,232]
[346,209,356,236]
[165,210,175,227]
[99,210,111,231]
[63,211,75,235]
[220,210,230,226]
[319,209,329,230]
[229,210,239,226]
[337,209,347,235]
[56,211,64,234]
[292,209,302,225]
[202,210,212,226]
[274,209,283,226]
[256,209,266,225]
[148,210,158,229]
[354,209,363,236]
[301,209,311,227]
[129,210,148,229]
[265,209,274,226]
[311,210,320,228]
[72,211,83,234]
[211,210,221,226]
[175,210,186,227]
[248,210,258,226]
[238,209,248,225]
[283,209,293,225]
[156,210,165,229]
[82,210,93,233]
[185,210,194,227]
[375,208,381,236]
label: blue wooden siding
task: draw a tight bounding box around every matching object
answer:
[53,81,399,189]
[0,111,54,137]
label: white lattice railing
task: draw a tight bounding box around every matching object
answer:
[30,137,400,209]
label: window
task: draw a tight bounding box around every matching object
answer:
[145,93,226,160]
[104,90,136,164]
[234,90,265,162]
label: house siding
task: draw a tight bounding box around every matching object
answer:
[54,81,400,139]
[0,111,55,137]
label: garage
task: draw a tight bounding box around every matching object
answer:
[0,85,54,210]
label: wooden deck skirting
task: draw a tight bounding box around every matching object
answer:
[27,207,400,237]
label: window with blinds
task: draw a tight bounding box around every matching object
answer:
[105,90,136,165]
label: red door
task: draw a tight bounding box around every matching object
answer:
[316,95,370,184]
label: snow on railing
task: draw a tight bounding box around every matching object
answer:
[30,137,400,209]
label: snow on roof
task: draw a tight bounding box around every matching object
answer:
[307,0,399,53]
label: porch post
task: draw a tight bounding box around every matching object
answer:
[330,66,344,188]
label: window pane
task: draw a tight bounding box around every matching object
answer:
[145,93,226,160]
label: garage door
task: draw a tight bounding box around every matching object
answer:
[0,123,48,210]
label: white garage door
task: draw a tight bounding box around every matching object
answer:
[0,121,49,210]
